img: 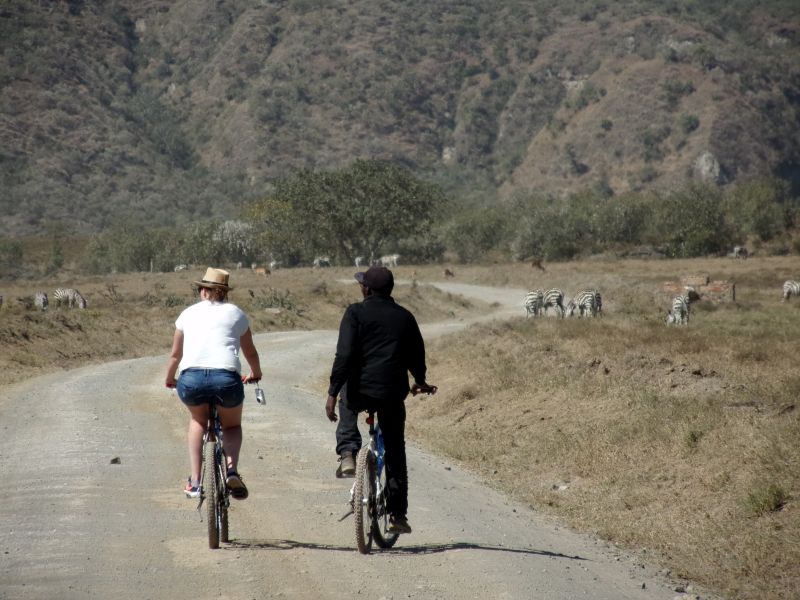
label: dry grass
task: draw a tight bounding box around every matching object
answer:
[405,256,800,600]
[0,265,484,387]
[3,256,799,599]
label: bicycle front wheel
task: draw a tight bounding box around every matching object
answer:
[353,446,374,554]
[204,441,220,549]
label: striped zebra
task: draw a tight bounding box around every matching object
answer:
[566,290,598,317]
[313,256,331,268]
[542,288,565,317]
[34,291,48,311]
[53,288,87,309]
[666,294,690,325]
[782,280,800,301]
[523,289,544,317]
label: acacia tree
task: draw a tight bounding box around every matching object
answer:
[247,160,445,264]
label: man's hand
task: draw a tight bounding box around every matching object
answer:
[411,382,438,396]
[325,394,338,422]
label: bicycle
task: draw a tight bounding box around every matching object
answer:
[197,382,265,549]
[350,384,436,554]
[352,410,399,554]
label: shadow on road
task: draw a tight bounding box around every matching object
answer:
[228,538,585,560]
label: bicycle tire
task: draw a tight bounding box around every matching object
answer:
[219,449,229,543]
[353,446,374,554]
[204,441,220,549]
[372,462,399,549]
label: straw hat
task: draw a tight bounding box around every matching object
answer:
[193,267,233,290]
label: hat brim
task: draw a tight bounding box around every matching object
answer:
[193,280,232,290]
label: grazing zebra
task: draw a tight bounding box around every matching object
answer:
[524,289,544,317]
[541,288,565,317]
[732,245,749,259]
[174,264,188,272]
[53,288,87,309]
[34,291,48,311]
[379,254,399,267]
[782,280,800,301]
[566,290,598,317]
[313,256,331,268]
[666,294,690,325]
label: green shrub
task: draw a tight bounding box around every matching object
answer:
[743,483,788,516]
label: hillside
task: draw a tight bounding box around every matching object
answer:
[1,0,799,237]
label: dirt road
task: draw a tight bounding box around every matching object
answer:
[1,282,703,599]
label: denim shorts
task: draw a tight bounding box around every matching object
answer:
[177,368,244,408]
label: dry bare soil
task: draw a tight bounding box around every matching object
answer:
[1,257,799,599]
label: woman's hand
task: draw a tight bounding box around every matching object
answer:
[242,372,261,384]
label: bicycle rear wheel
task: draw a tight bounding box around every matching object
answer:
[353,446,374,554]
[219,449,229,543]
[372,463,399,549]
[204,441,220,549]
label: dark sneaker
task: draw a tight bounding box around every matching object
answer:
[336,452,356,478]
[184,478,200,499]
[226,471,249,500]
[388,515,412,534]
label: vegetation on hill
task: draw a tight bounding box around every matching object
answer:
[1,0,799,237]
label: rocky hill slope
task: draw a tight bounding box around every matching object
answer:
[1,0,798,236]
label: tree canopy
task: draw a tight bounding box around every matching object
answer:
[246,160,446,265]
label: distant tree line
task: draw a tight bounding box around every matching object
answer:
[51,168,800,275]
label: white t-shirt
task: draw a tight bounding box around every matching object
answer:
[175,300,250,374]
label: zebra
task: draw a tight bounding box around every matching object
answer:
[355,256,364,268]
[666,294,690,325]
[782,280,800,301]
[524,289,544,317]
[313,256,331,268]
[541,288,565,317]
[379,254,399,267]
[53,288,87,309]
[174,264,188,271]
[566,290,598,317]
[732,245,749,259]
[34,291,48,311]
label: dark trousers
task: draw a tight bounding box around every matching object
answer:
[376,400,408,517]
[336,386,409,517]
[335,389,362,456]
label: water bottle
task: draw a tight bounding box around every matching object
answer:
[255,385,266,405]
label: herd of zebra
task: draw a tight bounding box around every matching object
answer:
[524,288,603,318]
[523,279,800,325]
[28,288,87,311]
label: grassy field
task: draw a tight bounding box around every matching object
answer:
[1,256,799,599]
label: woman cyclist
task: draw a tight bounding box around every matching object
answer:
[165,267,262,499]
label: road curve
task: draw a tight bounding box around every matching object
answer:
[0,282,706,600]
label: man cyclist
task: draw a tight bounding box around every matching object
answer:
[326,265,436,534]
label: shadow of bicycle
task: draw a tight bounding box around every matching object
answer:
[227,538,584,561]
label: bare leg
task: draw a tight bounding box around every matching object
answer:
[186,404,209,482]
[218,404,243,473]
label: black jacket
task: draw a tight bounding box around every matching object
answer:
[328,294,427,408]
